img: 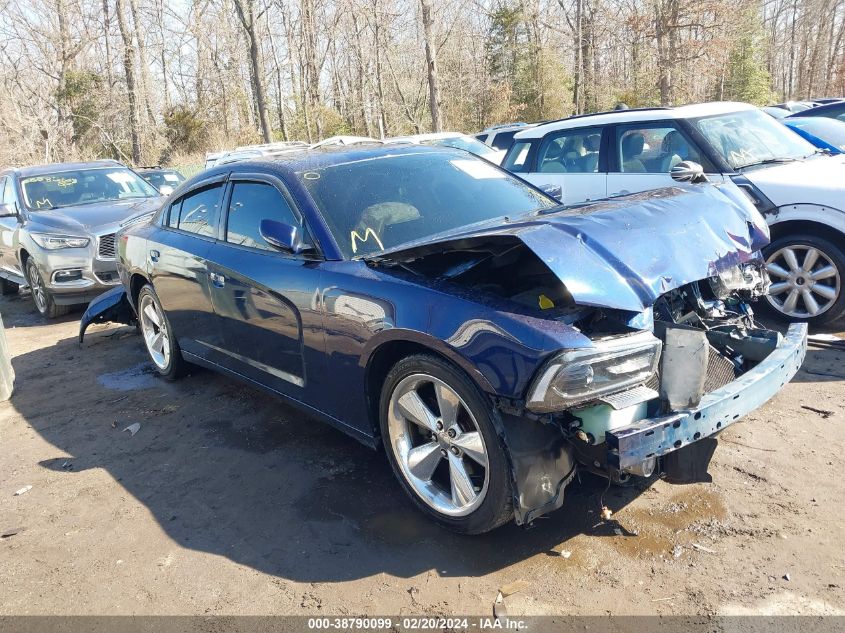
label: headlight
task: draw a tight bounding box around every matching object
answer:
[31,233,90,250]
[526,332,661,413]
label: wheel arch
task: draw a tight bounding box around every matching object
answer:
[129,271,151,309]
[766,206,845,253]
[362,334,497,440]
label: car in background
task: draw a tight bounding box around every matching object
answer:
[137,166,186,195]
[504,102,845,325]
[475,123,536,152]
[787,99,845,122]
[80,144,805,533]
[215,145,306,167]
[783,117,845,153]
[0,160,162,317]
[310,136,380,148]
[762,106,791,119]
[206,142,308,169]
[387,132,506,164]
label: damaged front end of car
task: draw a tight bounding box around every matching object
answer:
[368,185,808,525]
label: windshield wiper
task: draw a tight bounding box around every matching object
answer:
[738,157,797,169]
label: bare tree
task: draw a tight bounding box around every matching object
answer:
[420,0,442,131]
[232,0,272,142]
[115,0,142,163]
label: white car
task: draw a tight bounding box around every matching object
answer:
[505,102,845,324]
[387,132,506,165]
[475,123,537,152]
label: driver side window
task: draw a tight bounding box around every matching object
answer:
[225,181,304,252]
[615,124,703,173]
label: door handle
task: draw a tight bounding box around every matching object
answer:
[209,271,225,288]
[149,249,160,263]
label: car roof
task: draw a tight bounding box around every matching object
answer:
[514,102,757,139]
[787,100,845,117]
[4,160,125,178]
[200,143,460,181]
[387,132,467,143]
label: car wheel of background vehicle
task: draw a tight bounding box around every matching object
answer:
[379,354,513,534]
[0,278,19,296]
[763,234,845,326]
[25,259,69,319]
[137,285,186,380]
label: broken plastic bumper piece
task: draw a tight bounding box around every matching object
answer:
[605,323,807,473]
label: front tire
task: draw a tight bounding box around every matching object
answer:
[379,354,513,534]
[137,285,186,380]
[763,234,845,326]
[25,259,69,319]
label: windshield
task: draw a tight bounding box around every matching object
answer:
[788,118,845,151]
[142,170,185,190]
[693,109,817,169]
[421,136,497,158]
[297,151,555,258]
[21,167,158,210]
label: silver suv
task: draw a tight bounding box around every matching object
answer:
[0,160,163,317]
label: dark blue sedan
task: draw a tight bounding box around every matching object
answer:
[81,145,806,533]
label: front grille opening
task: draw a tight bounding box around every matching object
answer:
[98,233,116,259]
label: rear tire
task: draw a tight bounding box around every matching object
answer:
[762,234,845,326]
[25,259,69,319]
[137,285,186,380]
[379,354,513,534]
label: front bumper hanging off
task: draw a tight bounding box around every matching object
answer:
[606,323,808,473]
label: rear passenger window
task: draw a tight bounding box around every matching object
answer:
[537,128,602,174]
[226,182,300,251]
[168,183,222,237]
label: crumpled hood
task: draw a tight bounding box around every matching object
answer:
[27,197,162,234]
[742,153,845,208]
[370,184,770,313]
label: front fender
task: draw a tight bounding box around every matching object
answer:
[359,328,498,395]
[765,203,845,236]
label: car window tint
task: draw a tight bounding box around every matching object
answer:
[490,130,517,150]
[174,184,222,237]
[537,128,602,174]
[503,141,532,172]
[615,124,702,173]
[226,182,299,251]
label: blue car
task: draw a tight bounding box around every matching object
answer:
[80,145,806,533]
[783,116,845,153]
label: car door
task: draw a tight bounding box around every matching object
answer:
[150,176,226,358]
[606,121,723,198]
[0,176,23,279]
[203,174,324,399]
[520,126,608,204]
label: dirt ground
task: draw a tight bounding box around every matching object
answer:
[1,289,844,617]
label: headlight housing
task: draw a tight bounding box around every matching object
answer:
[526,332,662,413]
[31,233,90,250]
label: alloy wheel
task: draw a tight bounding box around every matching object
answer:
[387,373,489,517]
[26,261,48,313]
[139,294,171,370]
[765,245,841,318]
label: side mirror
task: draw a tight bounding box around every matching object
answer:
[0,203,16,218]
[259,219,310,254]
[670,161,708,184]
[539,183,563,202]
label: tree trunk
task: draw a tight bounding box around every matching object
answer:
[128,0,156,124]
[420,0,442,132]
[115,0,142,164]
[232,0,272,143]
